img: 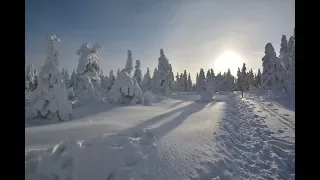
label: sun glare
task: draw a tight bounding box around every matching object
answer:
[213,51,244,77]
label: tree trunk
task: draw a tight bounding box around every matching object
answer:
[241,91,243,97]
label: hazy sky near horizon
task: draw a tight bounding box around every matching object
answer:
[26,0,295,81]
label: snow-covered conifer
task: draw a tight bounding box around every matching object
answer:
[183,70,188,92]
[255,69,262,87]
[133,60,142,87]
[156,49,173,95]
[152,68,159,92]
[142,67,152,91]
[175,72,180,92]
[117,68,120,80]
[187,73,192,92]
[25,64,38,92]
[28,34,72,121]
[108,70,116,91]
[125,50,133,75]
[74,43,103,102]
[197,68,206,92]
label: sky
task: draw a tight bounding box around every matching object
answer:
[25,0,295,82]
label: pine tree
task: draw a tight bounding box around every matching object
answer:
[156,49,173,95]
[261,43,276,92]
[142,67,152,91]
[117,68,120,80]
[108,70,116,91]
[152,68,159,92]
[187,73,192,92]
[179,73,184,92]
[175,72,180,92]
[255,69,262,87]
[197,68,206,92]
[25,64,38,92]
[74,43,103,101]
[125,50,133,75]
[183,70,188,92]
[196,73,199,90]
[237,63,248,97]
[28,34,72,121]
[133,60,142,87]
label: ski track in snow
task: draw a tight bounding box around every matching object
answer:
[209,94,295,180]
[25,92,295,180]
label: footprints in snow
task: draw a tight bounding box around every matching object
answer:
[214,97,295,179]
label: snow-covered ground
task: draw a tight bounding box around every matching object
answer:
[25,92,295,180]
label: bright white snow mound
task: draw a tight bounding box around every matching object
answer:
[25,128,156,180]
[108,69,143,104]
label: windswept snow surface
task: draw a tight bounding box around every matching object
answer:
[25,92,295,180]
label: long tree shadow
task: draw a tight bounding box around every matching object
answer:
[154,101,213,138]
[118,101,213,139]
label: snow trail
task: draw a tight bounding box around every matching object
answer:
[211,93,295,180]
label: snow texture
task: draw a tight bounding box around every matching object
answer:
[26,92,294,180]
[27,34,72,121]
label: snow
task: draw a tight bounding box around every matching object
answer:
[26,92,294,180]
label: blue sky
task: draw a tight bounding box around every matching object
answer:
[26,0,295,81]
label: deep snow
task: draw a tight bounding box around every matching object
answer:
[25,92,295,180]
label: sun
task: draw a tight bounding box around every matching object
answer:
[213,51,244,76]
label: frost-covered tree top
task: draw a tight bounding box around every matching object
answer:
[76,43,102,75]
[125,50,133,75]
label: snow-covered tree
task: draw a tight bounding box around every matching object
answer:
[169,70,175,92]
[279,35,288,59]
[248,69,254,87]
[125,50,133,75]
[61,68,70,88]
[117,68,120,80]
[183,70,188,91]
[197,68,206,92]
[108,70,116,91]
[155,49,173,95]
[152,68,159,92]
[195,73,199,90]
[261,43,276,92]
[142,67,152,91]
[255,69,262,87]
[215,72,222,91]
[286,30,295,95]
[108,69,143,104]
[28,34,72,121]
[225,69,234,92]
[175,72,181,92]
[179,73,184,92]
[261,43,284,93]
[237,63,248,97]
[133,60,142,87]
[74,43,103,102]
[25,64,38,92]
[187,73,192,92]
